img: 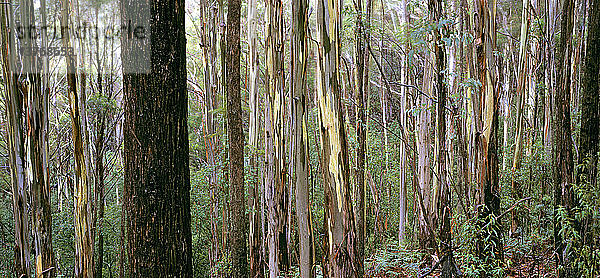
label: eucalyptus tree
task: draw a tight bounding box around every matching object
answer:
[429,0,459,276]
[473,0,503,273]
[316,0,359,275]
[60,0,94,275]
[292,0,314,274]
[21,0,56,276]
[553,0,577,276]
[122,0,193,276]
[199,0,224,272]
[0,3,31,277]
[354,0,367,274]
[264,0,289,274]
[511,0,530,234]
[225,0,249,274]
[290,0,315,278]
[246,0,263,274]
[578,0,600,250]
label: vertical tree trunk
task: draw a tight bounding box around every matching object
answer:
[578,0,599,248]
[316,0,359,275]
[122,0,193,276]
[93,6,105,278]
[60,0,93,275]
[511,0,529,235]
[454,0,472,217]
[265,0,289,275]
[418,58,434,253]
[247,0,263,275]
[474,0,503,273]
[429,0,458,277]
[397,0,409,245]
[94,112,105,278]
[544,0,556,154]
[292,0,315,274]
[225,0,249,274]
[0,4,31,276]
[354,0,367,273]
[119,199,125,278]
[363,0,372,245]
[95,128,105,278]
[20,0,56,276]
[200,0,224,273]
[552,0,576,276]
[501,43,511,173]
[218,0,229,259]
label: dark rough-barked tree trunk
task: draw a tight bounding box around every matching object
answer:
[122,0,193,277]
[225,0,249,274]
[553,0,576,277]
[577,0,599,249]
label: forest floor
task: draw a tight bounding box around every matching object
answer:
[364,242,556,277]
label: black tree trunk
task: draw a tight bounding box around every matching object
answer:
[122,0,193,276]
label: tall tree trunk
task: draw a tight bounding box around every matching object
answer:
[218,0,229,261]
[362,0,372,245]
[94,123,105,278]
[474,0,503,273]
[265,0,289,274]
[92,68,106,278]
[577,0,599,248]
[119,194,125,278]
[454,0,472,218]
[544,0,556,154]
[316,0,359,275]
[93,6,106,278]
[553,0,577,276]
[247,0,263,275]
[1,4,31,276]
[292,0,315,274]
[397,0,409,245]
[429,0,458,277]
[354,0,367,273]
[60,0,93,275]
[418,57,434,253]
[94,114,106,278]
[511,0,530,235]
[122,0,193,276]
[200,0,224,273]
[225,0,249,274]
[20,0,56,276]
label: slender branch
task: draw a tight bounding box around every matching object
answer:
[41,267,55,275]
[418,254,449,278]
[496,196,532,220]
[477,196,533,233]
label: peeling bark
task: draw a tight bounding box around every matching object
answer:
[316,0,359,275]
[292,0,315,275]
